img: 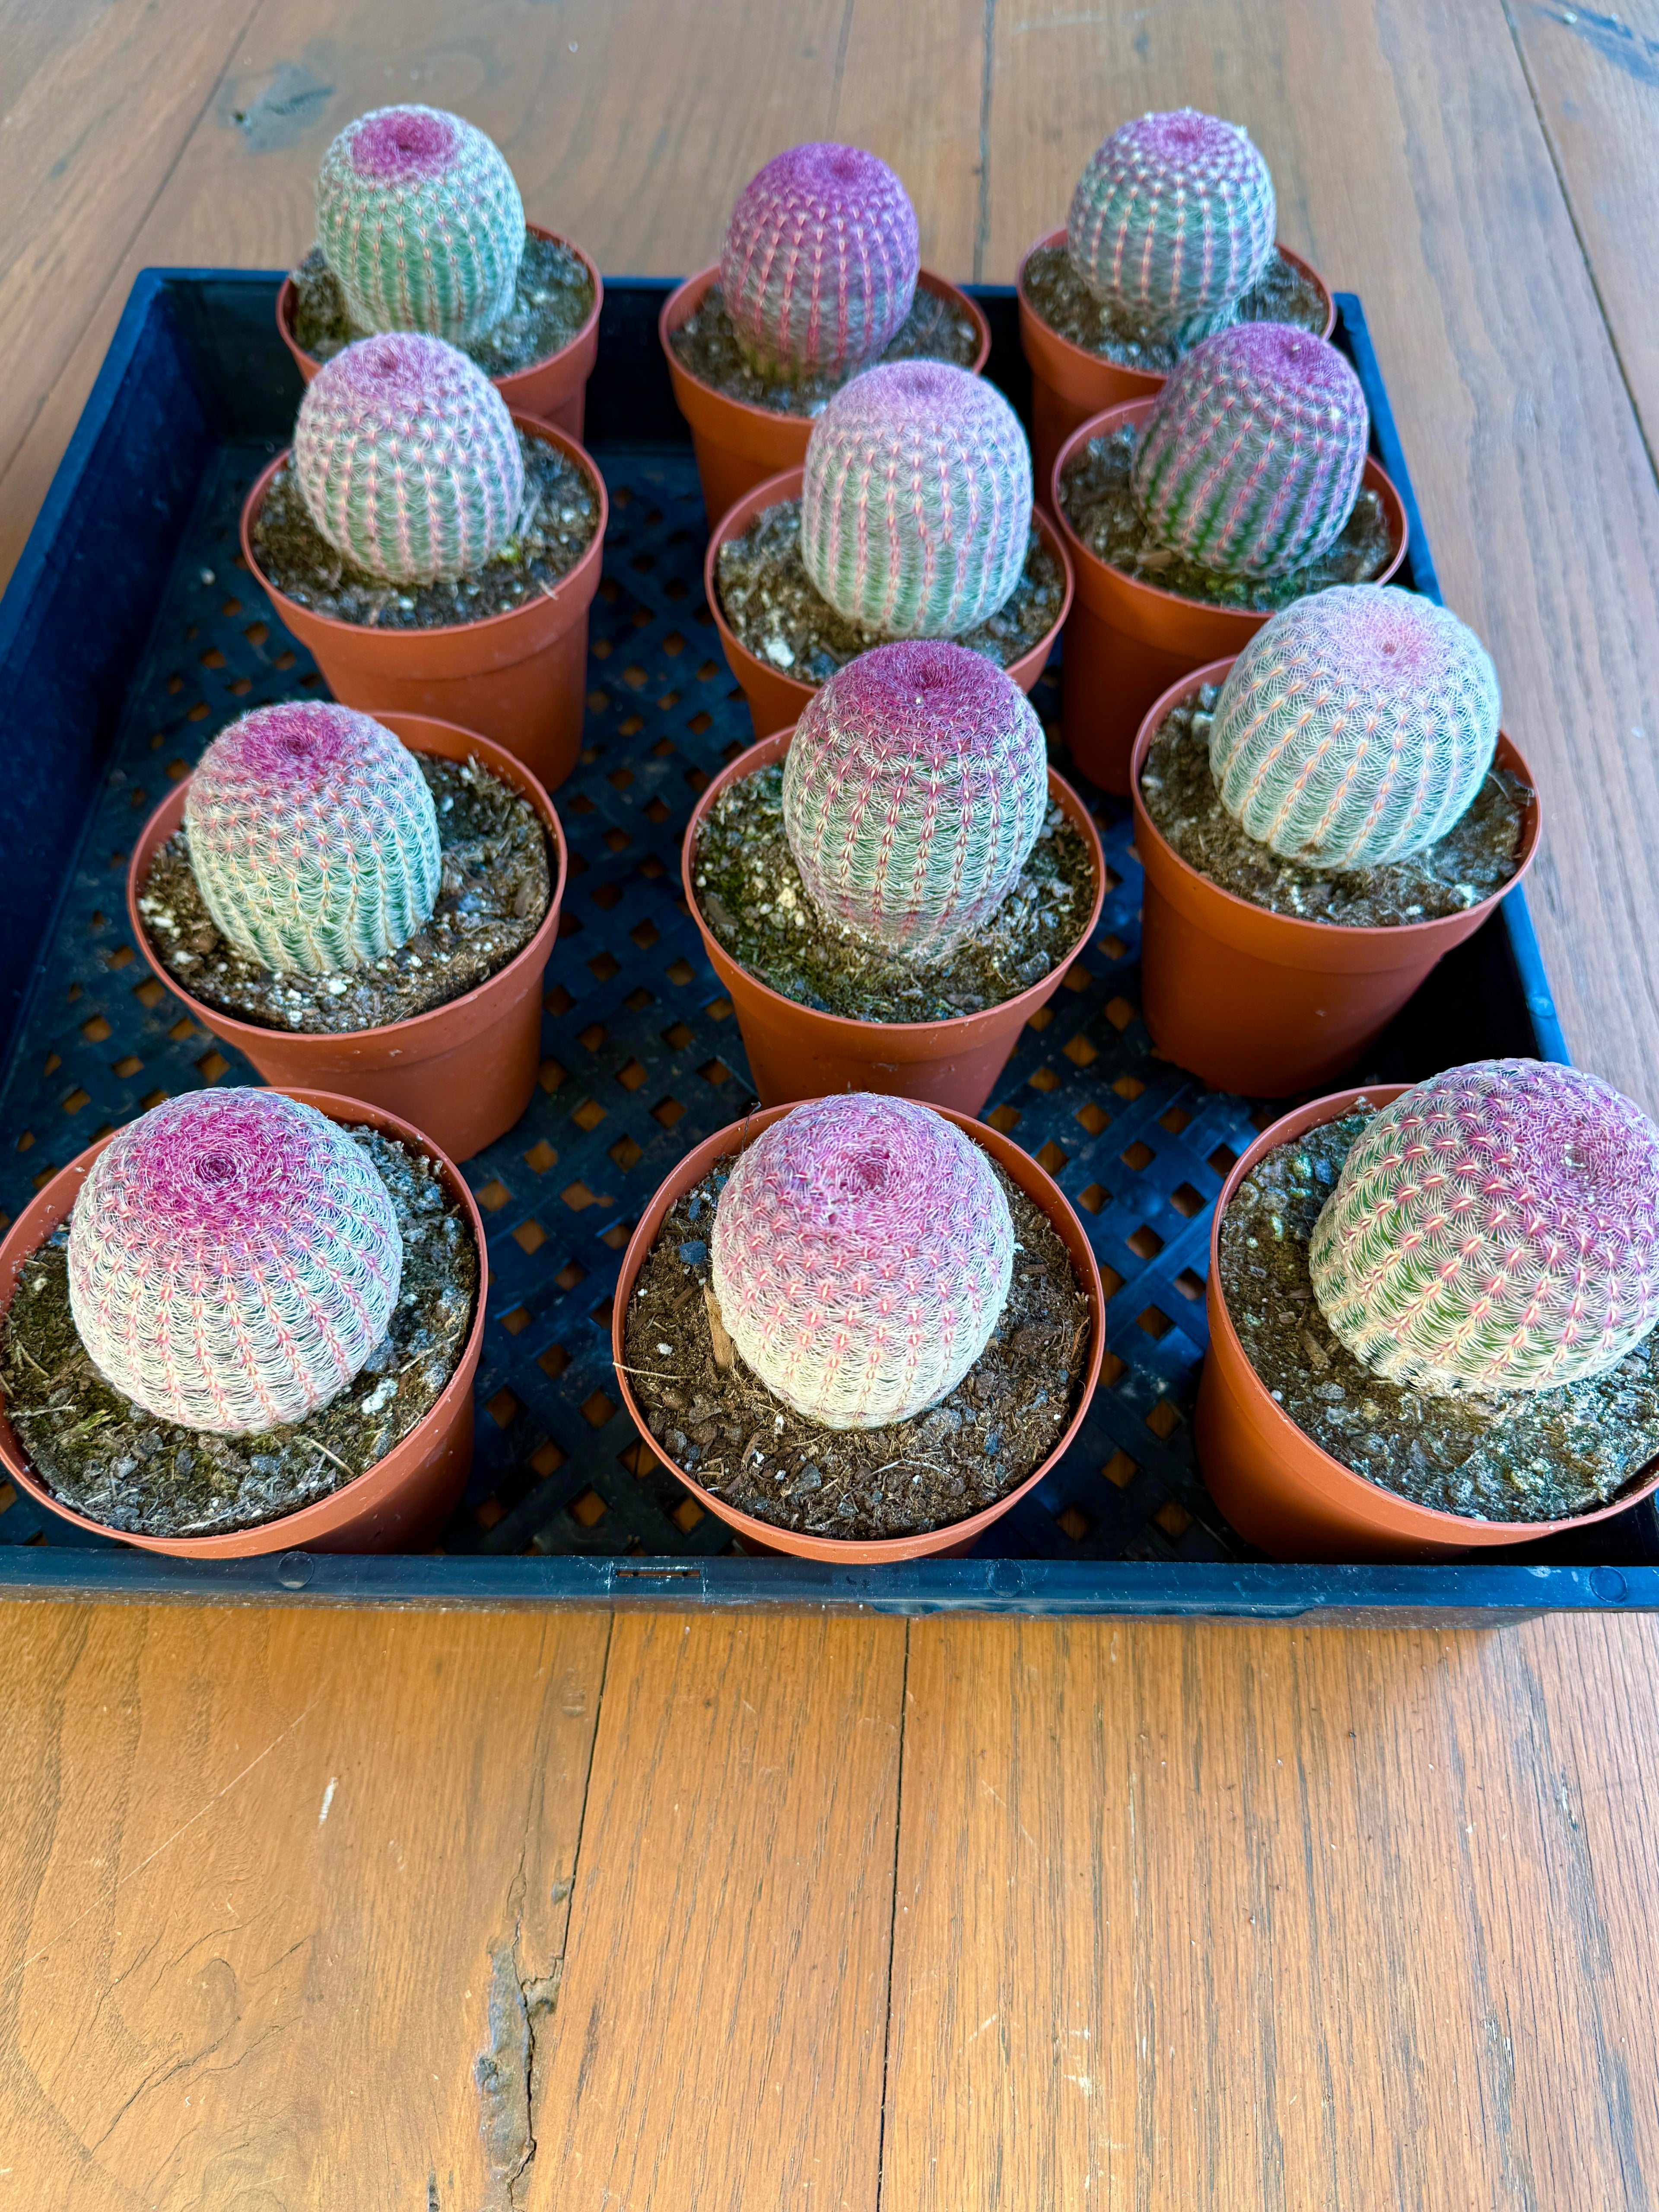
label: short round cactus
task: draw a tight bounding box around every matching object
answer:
[1131,322,1369,578]
[68,1090,403,1436]
[710,1093,1014,1430]
[1309,1060,1659,1397]
[782,641,1049,960]
[316,105,524,343]
[801,362,1032,636]
[184,703,442,975]
[294,332,524,584]
[1210,586,1501,868]
[721,142,920,382]
[1067,108,1276,344]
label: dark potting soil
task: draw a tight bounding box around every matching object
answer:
[693,762,1094,1021]
[716,498,1063,683]
[667,277,982,415]
[137,756,553,1035]
[1021,240,1328,371]
[289,233,596,377]
[1057,424,1393,613]
[1219,1112,1659,1523]
[1139,686,1529,926]
[0,1128,478,1539]
[250,431,599,629]
[623,1159,1093,1541]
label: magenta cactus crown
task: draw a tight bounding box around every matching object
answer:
[210,701,359,788]
[349,106,457,181]
[318,328,459,414]
[811,638,1024,760]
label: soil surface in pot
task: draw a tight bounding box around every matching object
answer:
[1219,1111,1659,1522]
[669,278,981,416]
[251,431,599,628]
[1140,684,1529,925]
[694,762,1093,1020]
[1023,240,1327,371]
[623,1157,1092,1540]
[289,235,596,378]
[138,756,553,1034]
[717,498,1062,681]
[1058,425,1392,613]
[0,1126,478,1538]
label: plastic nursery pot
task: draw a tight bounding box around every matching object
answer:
[1129,662,1541,1097]
[240,416,607,794]
[275,224,604,439]
[683,727,1107,1112]
[705,466,1075,738]
[1196,1085,1659,1561]
[610,1100,1106,1562]
[1050,398,1408,796]
[0,1089,488,1558]
[660,264,993,528]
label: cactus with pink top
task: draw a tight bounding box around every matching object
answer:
[67,1090,403,1434]
[1309,1060,1659,1395]
[710,1093,1014,1429]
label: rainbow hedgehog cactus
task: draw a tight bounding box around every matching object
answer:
[781,641,1049,960]
[710,1093,1014,1429]
[721,142,919,382]
[1309,1061,1659,1396]
[68,1090,402,1434]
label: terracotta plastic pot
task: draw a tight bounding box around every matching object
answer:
[683,728,1106,1110]
[705,467,1074,737]
[127,714,566,1163]
[0,1090,487,1558]
[276,224,604,439]
[660,265,993,527]
[1196,1085,1659,1560]
[240,418,607,793]
[1130,662,1541,1096]
[1017,229,1335,515]
[1051,399,1408,795]
[610,1101,1106,1561]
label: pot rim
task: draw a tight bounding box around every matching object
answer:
[1016,226,1337,364]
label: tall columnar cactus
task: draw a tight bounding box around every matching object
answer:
[1309,1060,1659,1396]
[801,362,1032,636]
[1131,323,1369,578]
[710,1093,1014,1430]
[294,332,524,584]
[68,1090,403,1435]
[781,641,1049,959]
[1067,108,1276,344]
[721,142,920,382]
[316,105,524,344]
[184,703,442,975]
[1209,586,1501,867]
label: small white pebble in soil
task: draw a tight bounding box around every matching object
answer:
[657,1342,673,1356]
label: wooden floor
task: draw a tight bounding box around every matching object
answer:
[6,0,1659,2203]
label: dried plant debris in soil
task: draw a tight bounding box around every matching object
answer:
[695,762,1094,1020]
[668,278,982,415]
[252,432,598,627]
[1140,687,1528,925]
[1,1130,477,1538]
[1058,425,1392,613]
[718,499,1062,680]
[624,1161,1092,1539]
[289,235,596,377]
[1221,1113,1659,1522]
[1022,241,1327,370]
[139,756,553,1034]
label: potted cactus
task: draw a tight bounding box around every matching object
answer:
[1130,589,1540,1094]
[0,1087,487,1557]
[610,1092,1104,1560]
[660,142,992,524]
[277,105,602,438]
[706,359,1072,734]
[127,702,566,1162]
[1017,109,1335,508]
[241,330,607,791]
[684,642,1103,1110]
[1198,1061,1659,1561]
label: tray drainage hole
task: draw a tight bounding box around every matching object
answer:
[1103,1452,1139,1490]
